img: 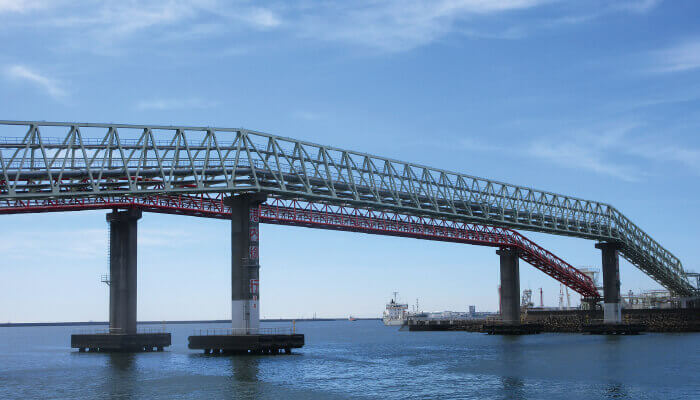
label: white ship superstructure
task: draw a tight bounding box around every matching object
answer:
[382,292,409,326]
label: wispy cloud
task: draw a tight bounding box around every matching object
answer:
[0,228,106,261]
[4,64,66,99]
[294,0,550,51]
[0,1,281,55]
[43,1,209,30]
[478,0,664,39]
[651,38,700,73]
[0,0,51,13]
[460,132,641,182]
[612,0,663,13]
[135,97,218,111]
[87,1,280,37]
[626,142,700,173]
[0,0,668,54]
[138,227,196,247]
[0,225,200,262]
[233,7,281,29]
[525,139,641,182]
[298,0,665,51]
[458,122,700,181]
[291,111,323,121]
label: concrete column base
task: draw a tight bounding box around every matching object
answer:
[603,302,622,324]
[231,299,260,333]
[72,333,171,352]
[188,333,304,355]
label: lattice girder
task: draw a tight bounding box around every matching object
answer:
[0,120,695,295]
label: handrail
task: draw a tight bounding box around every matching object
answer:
[193,327,294,336]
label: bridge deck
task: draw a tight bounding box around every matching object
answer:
[0,121,695,295]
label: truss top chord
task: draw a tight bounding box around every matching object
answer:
[0,120,694,296]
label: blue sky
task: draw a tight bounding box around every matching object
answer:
[1,0,699,322]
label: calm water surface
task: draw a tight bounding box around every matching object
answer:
[0,320,698,399]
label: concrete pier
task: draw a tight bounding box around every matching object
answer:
[187,192,304,355]
[596,242,622,324]
[108,209,140,334]
[497,248,520,325]
[188,333,304,355]
[71,209,171,352]
[72,333,171,352]
[227,193,267,333]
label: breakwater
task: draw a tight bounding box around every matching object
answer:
[526,308,700,332]
[407,308,700,332]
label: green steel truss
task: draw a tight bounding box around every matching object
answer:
[0,120,695,295]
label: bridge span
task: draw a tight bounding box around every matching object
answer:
[0,120,697,346]
[1,193,598,328]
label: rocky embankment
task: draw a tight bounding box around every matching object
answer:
[526,308,700,332]
[406,308,700,332]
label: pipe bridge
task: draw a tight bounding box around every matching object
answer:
[0,120,695,296]
[0,194,600,298]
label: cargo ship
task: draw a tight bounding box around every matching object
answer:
[382,292,409,326]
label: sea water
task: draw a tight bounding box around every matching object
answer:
[0,320,698,399]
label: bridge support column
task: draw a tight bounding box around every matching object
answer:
[227,193,267,334]
[497,248,520,325]
[187,193,305,354]
[107,209,141,334]
[71,208,171,352]
[596,242,622,324]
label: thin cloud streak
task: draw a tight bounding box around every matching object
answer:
[460,136,640,182]
[627,143,700,173]
[0,228,107,261]
[294,0,550,52]
[43,1,280,33]
[526,140,640,182]
[458,122,700,181]
[3,1,283,55]
[0,0,661,55]
[651,38,700,73]
[0,0,51,13]
[138,227,197,247]
[4,64,66,99]
[291,0,664,51]
[0,226,199,262]
[291,111,324,121]
[136,98,218,111]
[613,0,663,13]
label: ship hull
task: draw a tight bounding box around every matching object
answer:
[382,318,405,326]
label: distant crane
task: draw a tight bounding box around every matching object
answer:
[539,288,544,308]
[521,289,534,309]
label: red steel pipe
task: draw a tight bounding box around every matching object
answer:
[0,194,600,298]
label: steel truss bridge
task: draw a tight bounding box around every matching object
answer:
[0,194,599,298]
[0,121,695,296]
